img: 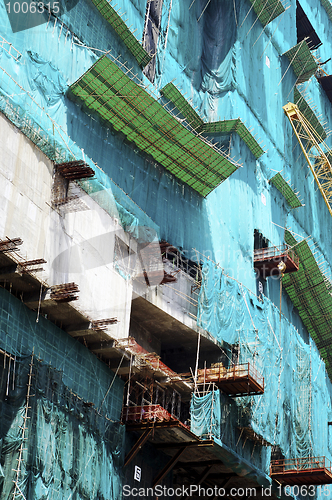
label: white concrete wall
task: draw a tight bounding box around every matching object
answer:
[133,260,200,331]
[0,113,133,340]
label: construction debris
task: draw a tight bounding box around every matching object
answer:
[50,283,79,302]
[55,160,95,180]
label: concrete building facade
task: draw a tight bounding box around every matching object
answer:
[1,0,332,498]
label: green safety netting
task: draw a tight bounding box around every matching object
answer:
[160,83,264,159]
[269,173,302,209]
[247,0,285,27]
[0,61,159,240]
[203,119,264,159]
[69,56,241,197]
[160,82,204,130]
[294,87,327,141]
[195,259,332,469]
[0,354,124,500]
[90,0,151,68]
[283,41,318,84]
[320,0,332,21]
[283,231,332,378]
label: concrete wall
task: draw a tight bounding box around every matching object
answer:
[0,113,134,340]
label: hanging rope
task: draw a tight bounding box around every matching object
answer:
[197,0,211,22]
[36,283,43,323]
[126,353,133,406]
[267,318,282,351]
[99,353,125,412]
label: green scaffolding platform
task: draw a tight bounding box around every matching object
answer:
[283,231,332,379]
[69,56,241,197]
[247,0,285,27]
[269,173,302,208]
[90,0,152,68]
[294,87,327,141]
[283,41,318,84]
[160,83,264,159]
[320,0,332,22]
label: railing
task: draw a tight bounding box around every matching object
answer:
[0,35,22,61]
[122,404,177,423]
[162,245,202,282]
[197,362,264,389]
[122,404,189,428]
[253,245,299,266]
[271,456,332,474]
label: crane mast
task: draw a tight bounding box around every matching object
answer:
[283,102,332,217]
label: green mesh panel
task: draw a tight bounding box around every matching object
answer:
[248,0,285,27]
[69,56,240,197]
[160,82,203,130]
[270,173,302,208]
[283,231,332,378]
[283,41,318,84]
[320,0,332,22]
[90,0,151,67]
[160,85,264,158]
[203,119,264,159]
[294,88,327,141]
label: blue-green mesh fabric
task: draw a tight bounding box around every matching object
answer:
[195,260,332,466]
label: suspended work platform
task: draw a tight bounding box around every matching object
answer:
[271,457,332,485]
[254,245,300,278]
[197,363,264,396]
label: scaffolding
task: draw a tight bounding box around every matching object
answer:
[254,244,300,278]
[90,0,152,67]
[202,119,264,159]
[0,237,23,253]
[294,87,327,142]
[320,0,332,22]
[269,173,303,209]
[55,160,95,180]
[50,283,80,303]
[122,378,182,424]
[160,83,265,159]
[283,41,318,84]
[247,0,285,27]
[271,456,332,485]
[160,82,203,130]
[113,337,193,390]
[196,363,264,397]
[69,56,242,197]
[283,231,332,379]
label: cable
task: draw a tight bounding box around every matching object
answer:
[99,353,125,411]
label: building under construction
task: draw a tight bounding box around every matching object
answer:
[2,0,332,498]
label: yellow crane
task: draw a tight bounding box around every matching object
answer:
[283,102,332,217]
